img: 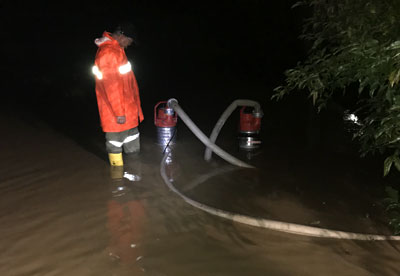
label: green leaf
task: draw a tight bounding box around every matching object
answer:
[310,91,319,105]
[384,156,394,176]
[388,41,400,50]
[389,71,396,87]
[386,203,400,211]
[394,155,400,172]
[291,1,304,9]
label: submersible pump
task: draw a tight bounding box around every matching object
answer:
[154,101,178,146]
[238,106,263,150]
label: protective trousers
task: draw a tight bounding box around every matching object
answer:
[105,127,140,154]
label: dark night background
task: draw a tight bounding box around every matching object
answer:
[1,0,315,154]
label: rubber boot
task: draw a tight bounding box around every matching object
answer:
[110,166,124,180]
[108,153,124,166]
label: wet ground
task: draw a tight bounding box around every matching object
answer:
[1,90,400,276]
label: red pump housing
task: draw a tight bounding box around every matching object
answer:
[154,101,177,127]
[239,106,261,133]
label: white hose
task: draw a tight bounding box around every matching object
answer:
[161,151,400,240]
[162,98,400,240]
[167,99,253,168]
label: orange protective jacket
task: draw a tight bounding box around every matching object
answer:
[93,32,144,133]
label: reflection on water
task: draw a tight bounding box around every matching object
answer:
[106,197,146,274]
[107,157,147,274]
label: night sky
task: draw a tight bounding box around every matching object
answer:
[1,0,304,133]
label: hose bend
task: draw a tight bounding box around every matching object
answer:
[204,99,263,161]
[167,99,253,168]
[160,151,400,241]
[160,98,400,240]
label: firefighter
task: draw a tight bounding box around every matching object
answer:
[93,24,144,166]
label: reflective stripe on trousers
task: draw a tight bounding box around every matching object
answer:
[105,127,140,153]
[109,133,140,148]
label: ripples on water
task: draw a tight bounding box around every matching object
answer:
[1,112,400,276]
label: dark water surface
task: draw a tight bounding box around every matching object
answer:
[1,92,400,276]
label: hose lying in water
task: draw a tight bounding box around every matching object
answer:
[204,99,262,162]
[162,99,400,240]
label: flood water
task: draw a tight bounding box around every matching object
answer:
[1,89,400,276]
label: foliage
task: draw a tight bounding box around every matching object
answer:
[273,0,400,176]
[384,186,400,235]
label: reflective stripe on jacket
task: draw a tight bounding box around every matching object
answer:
[93,32,144,132]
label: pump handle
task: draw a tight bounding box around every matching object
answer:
[154,101,167,125]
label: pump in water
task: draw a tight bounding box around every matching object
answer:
[238,106,262,150]
[154,101,178,147]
